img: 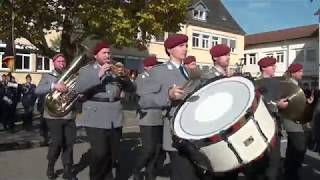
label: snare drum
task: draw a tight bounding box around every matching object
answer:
[172,76,276,172]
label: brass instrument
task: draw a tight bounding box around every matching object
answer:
[44,53,87,117]
[109,62,130,78]
[44,52,131,117]
[256,76,315,124]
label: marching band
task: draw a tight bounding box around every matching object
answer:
[1,34,320,180]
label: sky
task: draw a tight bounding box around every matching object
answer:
[222,0,320,34]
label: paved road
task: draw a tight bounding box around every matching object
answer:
[0,106,320,179]
[1,136,320,180]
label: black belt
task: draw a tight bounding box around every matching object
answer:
[89,97,120,102]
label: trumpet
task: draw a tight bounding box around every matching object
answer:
[106,61,130,78]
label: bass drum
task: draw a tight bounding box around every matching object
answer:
[172,76,276,172]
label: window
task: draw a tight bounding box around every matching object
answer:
[154,32,165,42]
[192,33,200,48]
[275,52,284,63]
[221,37,236,52]
[36,56,51,71]
[249,53,256,64]
[306,49,316,62]
[221,38,228,45]
[202,35,209,48]
[0,52,7,69]
[193,4,207,21]
[230,39,236,52]
[295,50,304,63]
[15,53,31,71]
[242,56,247,65]
[212,36,219,46]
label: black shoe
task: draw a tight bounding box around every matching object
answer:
[46,164,55,179]
[62,164,78,180]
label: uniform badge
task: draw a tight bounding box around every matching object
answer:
[167,64,173,70]
[93,64,98,69]
[142,74,145,79]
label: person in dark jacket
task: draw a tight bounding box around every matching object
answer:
[21,74,37,131]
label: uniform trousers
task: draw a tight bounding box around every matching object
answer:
[134,126,165,175]
[85,127,122,180]
[284,132,307,180]
[3,104,17,131]
[46,118,76,166]
[23,105,33,130]
[169,151,201,180]
[244,134,282,180]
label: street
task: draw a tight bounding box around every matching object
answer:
[1,135,320,180]
[0,107,320,180]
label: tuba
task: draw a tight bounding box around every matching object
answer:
[44,53,87,117]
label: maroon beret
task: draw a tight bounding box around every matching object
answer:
[287,63,303,73]
[52,53,64,62]
[257,57,277,68]
[93,42,110,55]
[210,44,231,58]
[164,34,188,49]
[184,56,196,65]
[143,56,158,67]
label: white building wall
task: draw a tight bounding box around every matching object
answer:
[243,37,318,80]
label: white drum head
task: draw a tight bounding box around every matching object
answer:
[174,76,255,140]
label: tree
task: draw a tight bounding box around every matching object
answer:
[0,0,191,61]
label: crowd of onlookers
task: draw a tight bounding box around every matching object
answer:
[0,73,37,133]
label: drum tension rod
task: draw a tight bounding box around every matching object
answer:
[219,131,243,164]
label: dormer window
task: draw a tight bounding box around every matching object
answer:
[192,2,209,21]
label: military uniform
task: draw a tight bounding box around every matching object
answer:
[244,76,282,180]
[75,61,134,180]
[282,77,308,180]
[139,60,202,180]
[200,66,241,180]
[35,70,77,179]
[133,70,165,179]
[242,57,282,180]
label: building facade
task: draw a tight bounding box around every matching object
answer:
[0,0,245,84]
[242,24,319,88]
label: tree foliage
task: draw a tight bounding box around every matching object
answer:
[0,0,191,61]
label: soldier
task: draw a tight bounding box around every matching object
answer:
[132,56,165,180]
[21,74,37,131]
[138,34,211,180]
[184,55,197,71]
[2,73,19,132]
[283,63,314,180]
[199,44,241,180]
[75,41,135,180]
[242,57,289,180]
[35,53,77,180]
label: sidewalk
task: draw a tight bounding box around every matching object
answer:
[0,108,139,152]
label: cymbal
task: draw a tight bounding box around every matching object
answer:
[278,80,306,123]
[255,77,307,123]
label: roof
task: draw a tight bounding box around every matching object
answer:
[245,24,319,48]
[186,0,246,35]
